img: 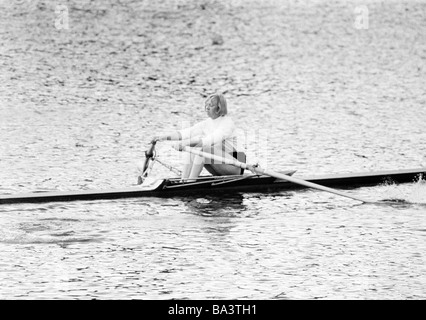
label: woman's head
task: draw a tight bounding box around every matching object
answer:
[205,93,227,118]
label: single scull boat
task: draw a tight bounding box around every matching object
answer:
[0,142,424,204]
[0,168,424,204]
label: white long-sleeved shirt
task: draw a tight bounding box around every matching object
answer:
[179,116,240,153]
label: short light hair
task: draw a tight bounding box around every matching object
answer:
[206,93,228,116]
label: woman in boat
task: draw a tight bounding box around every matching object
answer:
[151,93,246,180]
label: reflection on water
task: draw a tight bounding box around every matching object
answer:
[184,193,247,217]
[1,188,425,299]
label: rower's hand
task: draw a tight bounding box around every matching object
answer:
[247,163,260,174]
[151,136,161,144]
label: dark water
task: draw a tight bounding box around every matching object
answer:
[1,0,425,299]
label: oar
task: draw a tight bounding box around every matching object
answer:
[137,141,157,185]
[182,147,373,204]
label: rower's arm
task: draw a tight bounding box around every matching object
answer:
[173,136,203,151]
[152,132,182,142]
[153,120,205,143]
[184,136,202,147]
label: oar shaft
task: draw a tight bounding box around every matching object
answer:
[259,168,371,203]
[183,147,372,203]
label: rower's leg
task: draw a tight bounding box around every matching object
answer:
[205,162,241,176]
[181,152,194,179]
[188,154,205,180]
[203,146,242,176]
[183,145,244,179]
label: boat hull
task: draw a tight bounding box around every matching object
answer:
[0,168,424,204]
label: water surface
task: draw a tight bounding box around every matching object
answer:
[0,0,425,299]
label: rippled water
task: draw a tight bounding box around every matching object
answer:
[1,0,425,299]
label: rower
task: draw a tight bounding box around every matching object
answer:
[151,93,246,181]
